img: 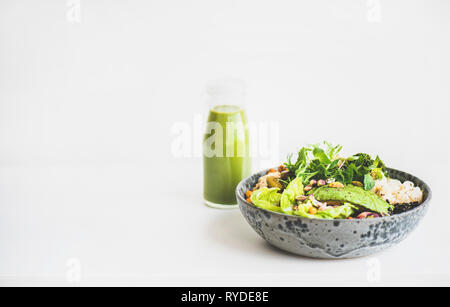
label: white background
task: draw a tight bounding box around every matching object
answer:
[1,0,449,286]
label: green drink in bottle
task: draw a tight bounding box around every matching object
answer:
[203,79,251,209]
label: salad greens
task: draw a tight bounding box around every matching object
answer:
[250,188,283,213]
[247,142,397,220]
[285,142,388,191]
[280,177,304,214]
[293,201,357,219]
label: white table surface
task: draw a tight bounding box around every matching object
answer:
[0,158,448,287]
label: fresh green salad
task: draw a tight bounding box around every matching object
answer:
[245,142,424,220]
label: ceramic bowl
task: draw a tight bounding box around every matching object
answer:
[236,168,431,259]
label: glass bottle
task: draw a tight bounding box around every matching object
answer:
[203,79,251,209]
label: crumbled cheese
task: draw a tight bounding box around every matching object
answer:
[372,178,423,205]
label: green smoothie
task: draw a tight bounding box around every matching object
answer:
[203,105,251,207]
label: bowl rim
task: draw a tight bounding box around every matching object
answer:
[236,167,432,222]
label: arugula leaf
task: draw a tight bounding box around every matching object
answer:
[324,142,343,160]
[312,147,331,164]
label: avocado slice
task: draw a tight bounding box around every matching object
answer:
[310,184,393,215]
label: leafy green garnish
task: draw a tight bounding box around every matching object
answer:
[285,142,388,191]
[364,173,376,191]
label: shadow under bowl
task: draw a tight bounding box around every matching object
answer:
[236,168,432,259]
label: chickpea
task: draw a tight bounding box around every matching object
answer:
[308,207,317,215]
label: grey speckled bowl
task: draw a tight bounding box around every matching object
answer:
[236,168,431,259]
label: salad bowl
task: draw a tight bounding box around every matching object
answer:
[236,168,431,259]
